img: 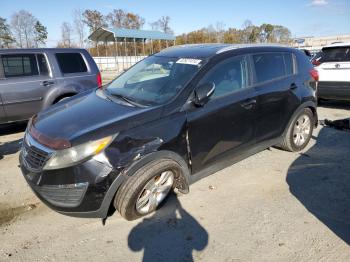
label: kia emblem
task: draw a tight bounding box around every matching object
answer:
[335,64,340,69]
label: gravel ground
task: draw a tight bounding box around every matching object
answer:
[0,102,349,262]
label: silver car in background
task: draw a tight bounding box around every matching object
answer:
[0,48,101,124]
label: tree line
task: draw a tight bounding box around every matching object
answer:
[0,9,292,50]
[176,20,291,45]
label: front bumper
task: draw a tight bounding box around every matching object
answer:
[20,152,126,218]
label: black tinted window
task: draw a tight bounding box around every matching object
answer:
[55,53,87,74]
[37,54,49,75]
[1,54,39,78]
[200,55,248,98]
[318,47,350,62]
[253,53,285,83]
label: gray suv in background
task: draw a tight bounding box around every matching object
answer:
[0,48,101,124]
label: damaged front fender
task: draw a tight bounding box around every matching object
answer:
[104,112,191,193]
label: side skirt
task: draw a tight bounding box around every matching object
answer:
[189,137,282,185]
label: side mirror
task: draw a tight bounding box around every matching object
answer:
[194,82,215,106]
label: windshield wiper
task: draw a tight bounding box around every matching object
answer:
[108,93,148,107]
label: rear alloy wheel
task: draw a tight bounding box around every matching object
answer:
[114,159,180,220]
[279,108,314,152]
[292,114,311,147]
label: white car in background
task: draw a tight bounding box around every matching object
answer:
[312,42,350,101]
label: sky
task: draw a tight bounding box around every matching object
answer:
[1,0,350,46]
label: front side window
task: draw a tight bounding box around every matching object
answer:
[253,53,287,83]
[1,54,39,78]
[106,55,203,106]
[55,53,87,74]
[199,55,248,99]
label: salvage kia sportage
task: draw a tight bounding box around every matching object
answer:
[20,44,318,220]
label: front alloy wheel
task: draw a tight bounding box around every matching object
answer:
[114,159,180,220]
[136,171,174,214]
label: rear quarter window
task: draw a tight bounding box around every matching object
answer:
[55,53,88,74]
[253,52,286,84]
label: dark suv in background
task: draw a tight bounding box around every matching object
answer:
[20,44,318,221]
[0,48,101,124]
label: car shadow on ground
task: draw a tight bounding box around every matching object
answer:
[0,139,22,160]
[128,193,208,262]
[0,122,26,160]
[0,121,27,136]
[287,125,350,244]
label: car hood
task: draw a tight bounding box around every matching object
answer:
[33,90,162,145]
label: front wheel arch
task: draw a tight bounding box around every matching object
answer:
[121,150,190,194]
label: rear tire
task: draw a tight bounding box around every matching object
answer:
[114,159,182,221]
[279,108,314,152]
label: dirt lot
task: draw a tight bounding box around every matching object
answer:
[0,102,349,262]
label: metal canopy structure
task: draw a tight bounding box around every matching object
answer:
[88,27,176,72]
[88,27,175,42]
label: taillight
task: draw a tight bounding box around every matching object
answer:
[97,72,102,88]
[309,68,319,82]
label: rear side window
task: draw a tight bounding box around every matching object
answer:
[253,53,287,83]
[1,54,39,78]
[317,47,350,62]
[55,53,87,74]
[253,52,295,84]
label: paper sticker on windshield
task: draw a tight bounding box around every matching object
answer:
[176,58,202,65]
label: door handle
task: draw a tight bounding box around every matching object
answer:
[290,83,298,90]
[41,80,55,87]
[241,99,256,110]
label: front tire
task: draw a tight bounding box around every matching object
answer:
[114,159,181,220]
[279,108,314,152]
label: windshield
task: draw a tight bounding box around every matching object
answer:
[106,56,203,106]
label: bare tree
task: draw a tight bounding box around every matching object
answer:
[73,9,86,47]
[106,9,145,29]
[215,22,226,43]
[59,22,73,48]
[150,16,173,34]
[82,9,106,33]
[106,9,126,28]
[11,10,37,48]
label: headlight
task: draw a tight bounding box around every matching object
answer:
[43,136,114,170]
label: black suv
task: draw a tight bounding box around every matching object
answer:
[20,44,318,221]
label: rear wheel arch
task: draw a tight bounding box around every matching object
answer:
[279,105,315,151]
[283,101,317,136]
[52,93,77,104]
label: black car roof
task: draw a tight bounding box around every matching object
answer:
[157,43,296,59]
